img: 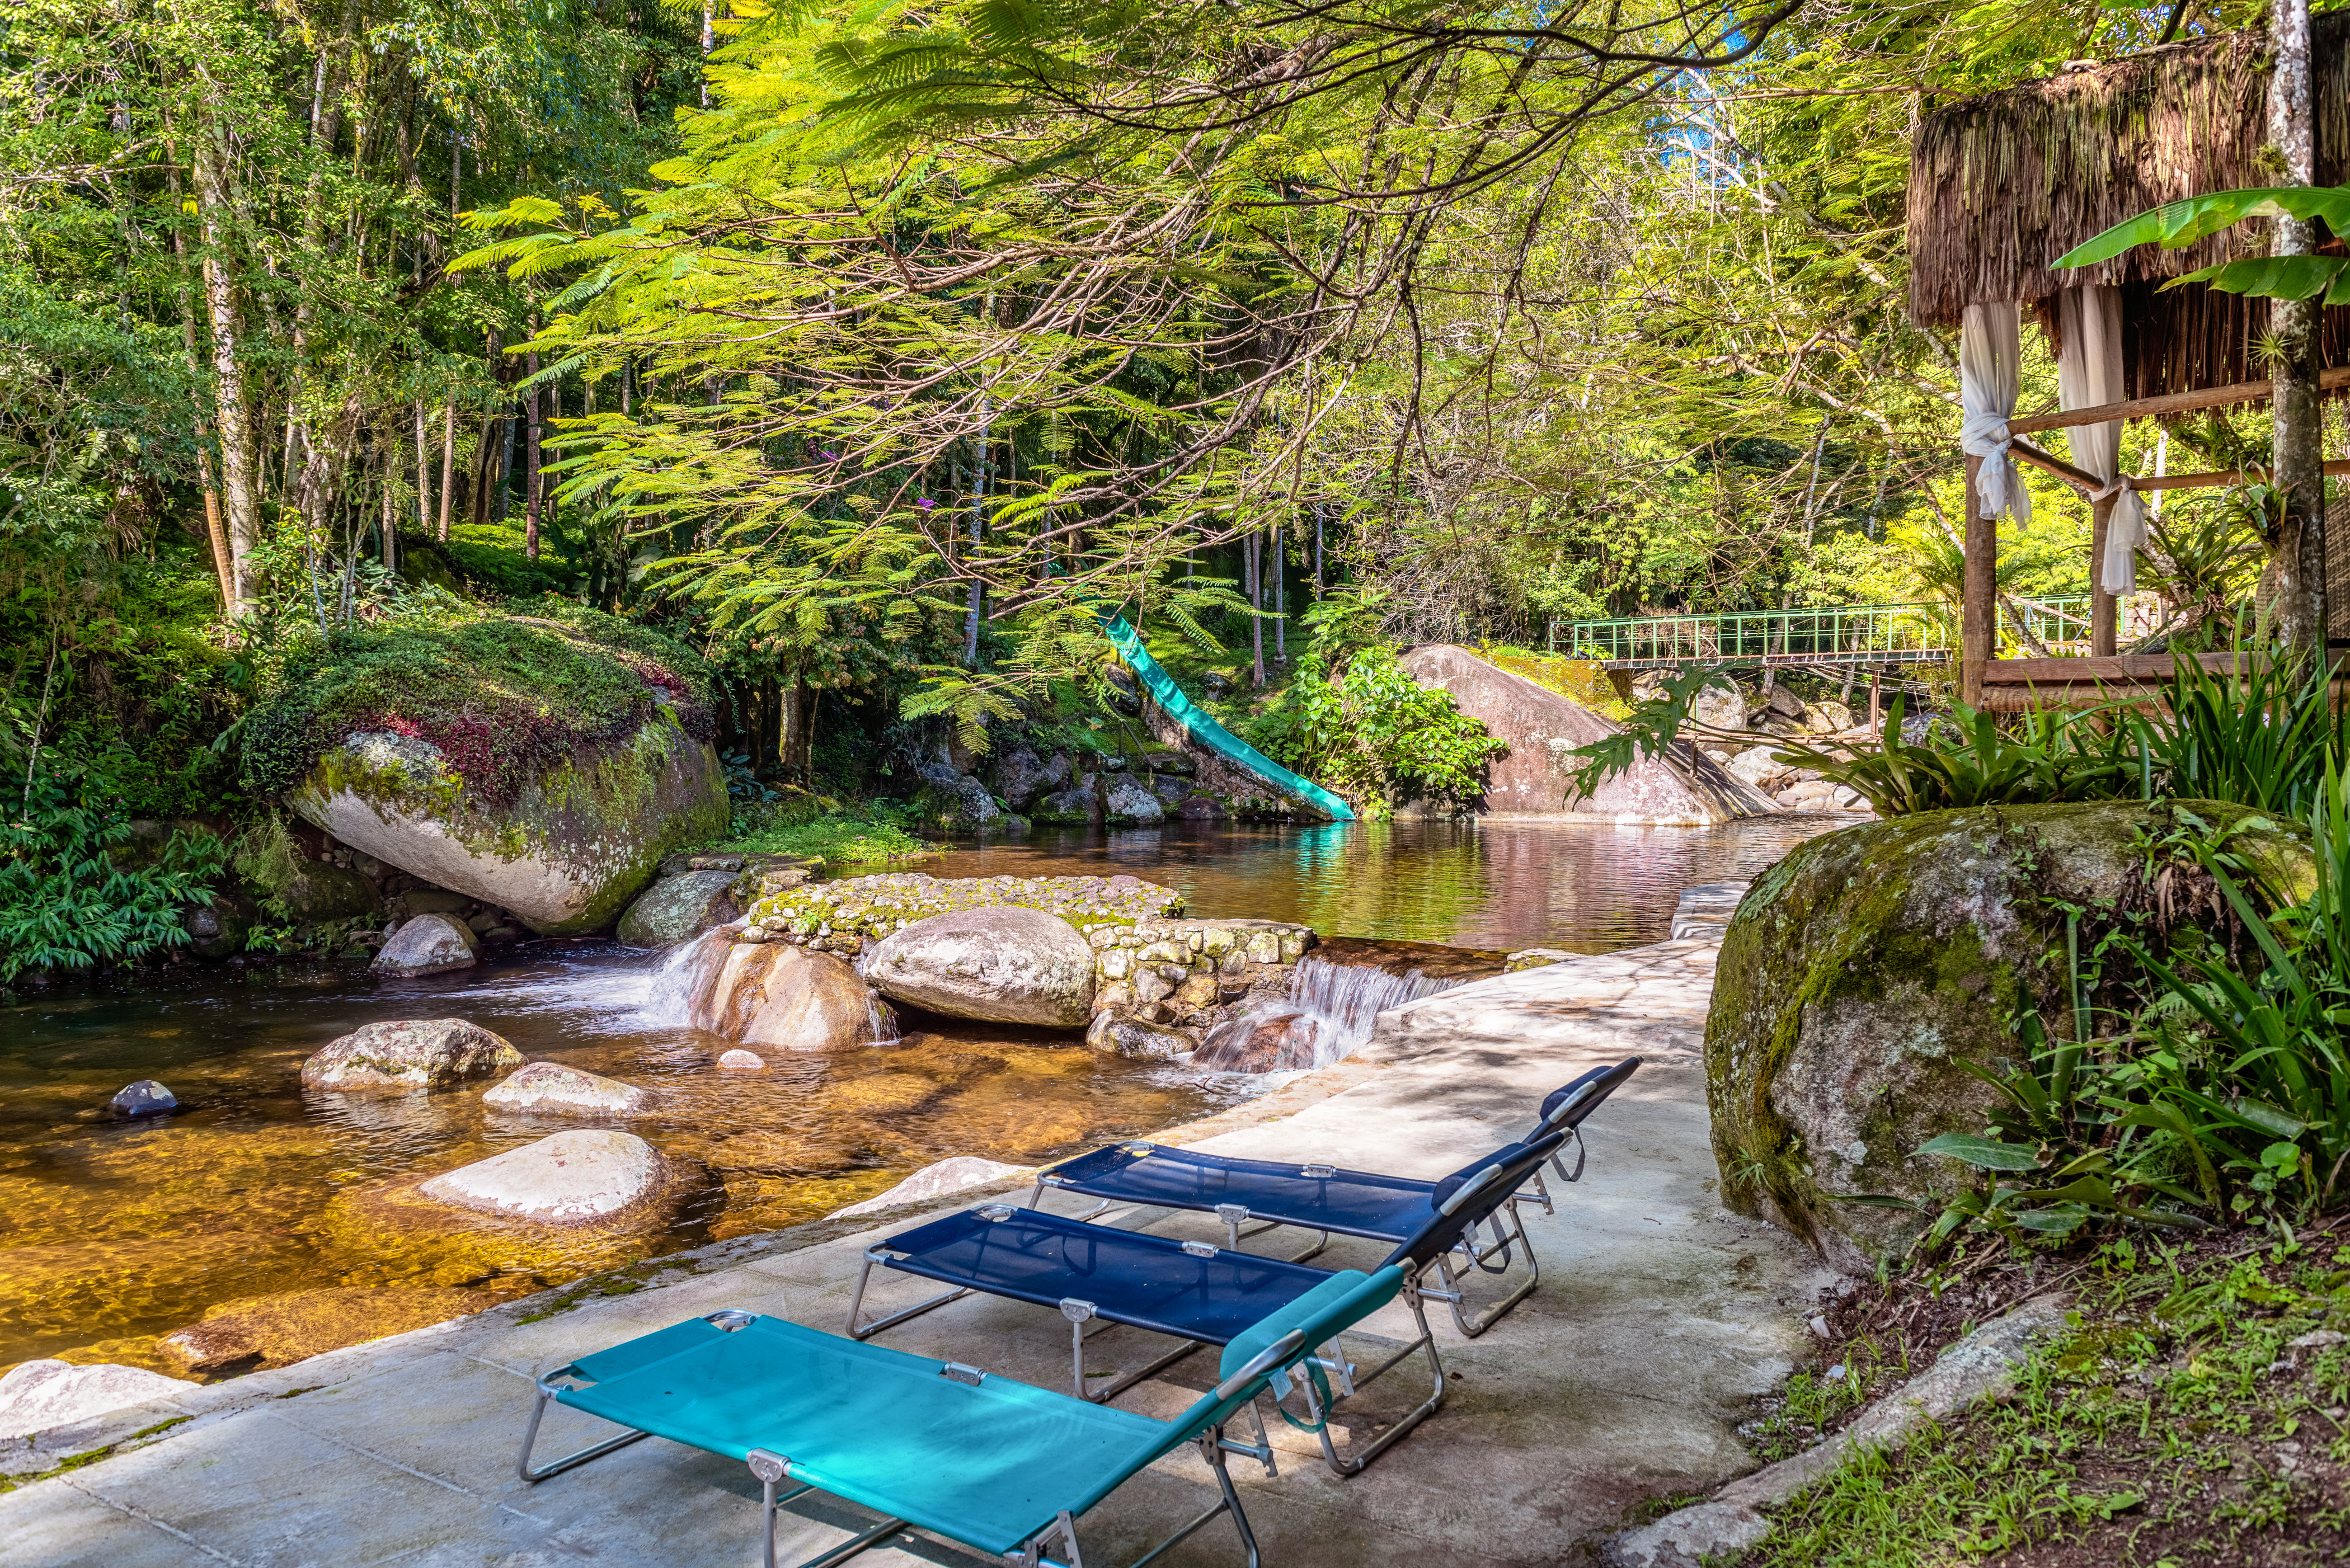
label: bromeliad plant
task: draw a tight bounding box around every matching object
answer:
[2118,764,2350,1216]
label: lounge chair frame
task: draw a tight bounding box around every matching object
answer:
[517,1308,1318,1568]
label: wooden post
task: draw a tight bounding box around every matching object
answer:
[2089,492,2118,657]
[1962,454,1996,707]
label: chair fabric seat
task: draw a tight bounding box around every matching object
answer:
[1042,1143,1439,1241]
[877,1206,1345,1344]
[559,1314,1170,1553]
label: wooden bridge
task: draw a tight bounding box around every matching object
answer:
[1553,597,2093,671]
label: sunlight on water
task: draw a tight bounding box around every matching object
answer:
[0,815,1850,1377]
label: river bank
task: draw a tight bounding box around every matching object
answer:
[0,888,1833,1567]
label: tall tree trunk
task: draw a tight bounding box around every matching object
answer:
[524,349,543,559]
[412,401,430,534]
[965,418,989,667]
[283,0,361,510]
[191,109,261,618]
[166,149,234,612]
[1247,531,1265,687]
[437,401,455,540]
[2270,0,2325,654]
[1272,523,1285,663]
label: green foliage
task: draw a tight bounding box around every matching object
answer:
[1248,645,1505,816]
[2058,184,2350,305]
[723,798,933,866]
[2144,648,2338,816]
[0,762,227,986]
[1776,696,2144,816]
[238,606,715,806]
[231,816,308,921]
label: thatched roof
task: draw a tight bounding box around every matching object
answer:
[1907,17,2350,397]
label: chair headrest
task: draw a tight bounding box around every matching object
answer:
[1534,1058,1642,1135]
[1384,1129,1569,1272]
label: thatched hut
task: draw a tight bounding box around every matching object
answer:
[1905,17,2350,708]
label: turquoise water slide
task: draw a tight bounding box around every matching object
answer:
[1097,613,1357,823]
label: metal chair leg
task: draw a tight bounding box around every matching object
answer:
[844,1248,970,1340]
[1310,1288,1447,1477]
[516,1382,651,1484]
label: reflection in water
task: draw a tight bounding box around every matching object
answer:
[926,814,1849,953]
[0,813,1850,1374]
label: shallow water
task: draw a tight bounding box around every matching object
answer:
[0,813,1852,1376]
[925,814,1848,951]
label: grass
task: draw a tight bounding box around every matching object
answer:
[722,799,937,867]
[1745,1227,2350,1567]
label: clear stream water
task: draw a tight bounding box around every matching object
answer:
[0,815,1846,1374]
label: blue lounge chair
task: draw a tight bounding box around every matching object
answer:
[1028,1058,1641,1337]
[845,1134,1567,1476]
[518,1266,1406,1568]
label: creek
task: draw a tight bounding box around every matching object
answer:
[0,814,1843,1376]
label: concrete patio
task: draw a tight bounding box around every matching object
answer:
[1,888,1830,1568]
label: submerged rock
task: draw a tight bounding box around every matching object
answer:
[716,1049,765,1070]
[0,1360,195,1440]
[1708,799,2314,1272]
[300,1019,524,1091]
[373,912,478,977]
[1193,1010,1319,1073]
[831,1156,1033,1218]
[688,940,895,1049]
[868,906,1096,1027]
[617,868,742,947]
[416,1129,688,1228]
[702,1129,866,1175]
[290,718,727,936]
[158,1287,485,1376]
[482,1061,651,1118]
[1084,1010,1198,1059]
[108,1080,178,1118]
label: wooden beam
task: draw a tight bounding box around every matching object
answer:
[2007,439,2102,493]
[1962,454,1994,708]
[2089,492,2117,657]
[2006,365,2350,436]
[2130,457,2350,492]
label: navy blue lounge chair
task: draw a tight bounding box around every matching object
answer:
[1027,1058,1641,1337]
[845,1133,1568,1476]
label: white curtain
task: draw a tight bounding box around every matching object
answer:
[2057,284,2149,595]
[1960,302,2031,528]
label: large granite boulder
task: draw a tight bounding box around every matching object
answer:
[1398,644,1775,822]
[374,911,478,977]
[989,747,1061,811]
[687,938,896,1049]
[301,1019,524,1091]
[1708,799,2313,1272]
[617,868,742,947]
[482,1061,651,1117]
[831,1156,1033,1218]
[290,719,727,936]
[416,1129,689,1228]
[913,761,1002,832]
[867,906,1096,1027]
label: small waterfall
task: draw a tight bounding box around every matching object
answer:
[1286,957,1461,1067]
[635,926,730,1027]
[1198,957,1464,1073]
[866,990,903,1045]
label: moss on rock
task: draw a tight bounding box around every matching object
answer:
[1706,799,2313,1273]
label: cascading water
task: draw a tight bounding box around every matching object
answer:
[1285,957,1460,1066]
[634,925,730,1027]
[1197,956,1465,1073]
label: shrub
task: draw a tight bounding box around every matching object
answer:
[1249,644,1506,814]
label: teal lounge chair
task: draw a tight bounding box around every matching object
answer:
[518,1264,1407,1568]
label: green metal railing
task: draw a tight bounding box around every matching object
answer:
[1554,597,2093,667]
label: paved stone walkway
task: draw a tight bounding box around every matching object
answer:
[2,897,1828,1568]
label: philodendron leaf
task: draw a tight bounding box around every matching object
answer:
[1916,1133,2044,1171]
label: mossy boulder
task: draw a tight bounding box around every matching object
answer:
[245,608,727,935]
[289,717,726,935]
[1707,799,2313,1273]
